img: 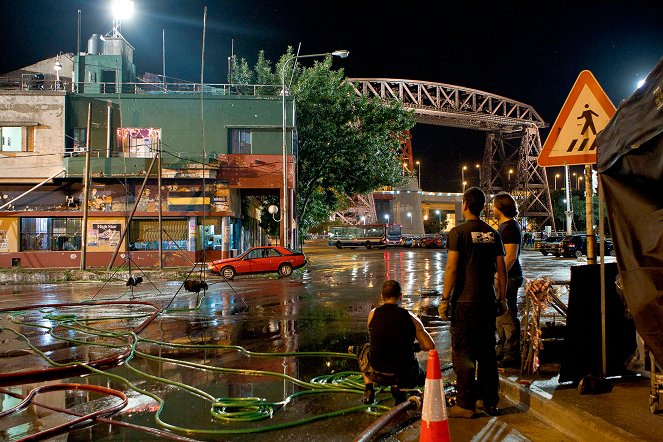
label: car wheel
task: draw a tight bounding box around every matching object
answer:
[221,266,236,280]
[335,241,342,249]
[575,250,583,258]
[278,263,293,277]
[365,241,372,249]
[541,251,549,256]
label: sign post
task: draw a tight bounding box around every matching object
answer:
[539,70,616,378]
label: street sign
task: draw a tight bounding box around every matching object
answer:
[538,70,616,167]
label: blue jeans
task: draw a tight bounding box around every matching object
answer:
[496,276,524,361]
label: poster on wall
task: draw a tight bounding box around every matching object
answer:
[0,230,7,252]
[92,223,121,247]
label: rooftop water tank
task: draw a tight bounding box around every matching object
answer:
[87,34,105,55]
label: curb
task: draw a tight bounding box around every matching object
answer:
[499,376,641,442]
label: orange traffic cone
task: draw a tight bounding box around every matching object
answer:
[420,349,451,442]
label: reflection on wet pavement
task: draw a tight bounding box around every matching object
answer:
[0,244,610,440]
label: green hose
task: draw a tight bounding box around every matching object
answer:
[1,306,397,437]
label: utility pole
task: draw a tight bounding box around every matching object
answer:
[80,103,92,270]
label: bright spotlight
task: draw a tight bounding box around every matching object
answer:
[112,0,134,21]
[636,79,646,89]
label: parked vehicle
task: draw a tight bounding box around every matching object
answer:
[421,235,447,249]
[328,223,401,249]
[560,234,615,258]
[209,246,306,280]
[536,235,564,256]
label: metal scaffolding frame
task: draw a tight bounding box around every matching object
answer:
[346,78,554,227]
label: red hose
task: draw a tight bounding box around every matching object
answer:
[0,383,127,441]
[0,386,198,442]
[0,301,161,386]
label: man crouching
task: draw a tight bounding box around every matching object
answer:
[359,279,436,405]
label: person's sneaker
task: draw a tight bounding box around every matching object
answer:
[391,385,406,405]
[362,386,375,404]
[447,405,476,419]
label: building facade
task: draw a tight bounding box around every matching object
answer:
[0,34,293,269]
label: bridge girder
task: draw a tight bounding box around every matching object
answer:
[345,78,554,228]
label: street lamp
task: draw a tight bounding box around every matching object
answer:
[416,160,421,189]
[407,212,412,226]
[435,209,441,233]
[555,173,561,190]
[53,55,62,91]
[462,181,467,193]
[360,216,366,225]
[461,165,467,191]
[577,175,583,190]
[384,213,390,224]
[281,49,349,248]
[475,163,481,188]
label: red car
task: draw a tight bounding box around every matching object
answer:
[208,246,307,280]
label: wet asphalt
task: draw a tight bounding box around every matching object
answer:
[0,241,615,441]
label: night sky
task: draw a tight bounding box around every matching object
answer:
[3,0,663,191]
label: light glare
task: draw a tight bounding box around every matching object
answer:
[112,0,134,21]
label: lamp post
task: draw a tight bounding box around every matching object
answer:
[384,213,390,224]
[461,165,467,192]
[508,169,514,186]
[475,163,481,188]
[407,212,412,226]
[416,160,421,188]
[577,175,583,190]
[53,55,62,90]
[281,49,349,249]
[435,209,441,233]
[360,216,366,225]
[555,173,560,190]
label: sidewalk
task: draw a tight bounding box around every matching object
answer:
[388,369,662,441]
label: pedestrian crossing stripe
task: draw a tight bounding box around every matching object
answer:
[538,70,616,167]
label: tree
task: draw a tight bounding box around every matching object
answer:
[424,214,448,234]
[233,49,415,232]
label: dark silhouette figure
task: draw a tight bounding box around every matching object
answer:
[578,104,599,136]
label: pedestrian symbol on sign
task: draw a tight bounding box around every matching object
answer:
[566,104,600,153]
[538,71,616,167]
[578,104,598,136]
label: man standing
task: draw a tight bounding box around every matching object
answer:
[493,192,524,369]
[439,187,507,417]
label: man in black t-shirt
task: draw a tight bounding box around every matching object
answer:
[494,192,524,368]
[439,187,507,418]
[360,280,435,405]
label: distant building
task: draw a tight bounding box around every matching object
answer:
[0,33,293,269]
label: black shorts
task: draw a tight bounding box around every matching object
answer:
[358,343,425,388]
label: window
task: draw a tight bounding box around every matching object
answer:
[68,128,87,153]
[1,126,34,152]
[20,217,82,251]
[229,129,252,154]
[117,128,161,158]
[128,219,188,251]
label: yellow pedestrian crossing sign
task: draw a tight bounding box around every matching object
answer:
[538,70,616,167]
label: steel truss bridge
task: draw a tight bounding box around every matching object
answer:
[339,78,554,228]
